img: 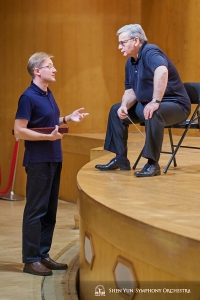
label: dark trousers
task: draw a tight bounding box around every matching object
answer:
[22,162,62,263]
[104,101,189,162]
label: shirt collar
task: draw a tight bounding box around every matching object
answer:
[30,81,51,95]
[131,41,147,64]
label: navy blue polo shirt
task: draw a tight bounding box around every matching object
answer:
[125,42,191,114]
[15,82,62,166]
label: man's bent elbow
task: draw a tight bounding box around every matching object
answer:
[14,129,21,139]
[13,127,24,139]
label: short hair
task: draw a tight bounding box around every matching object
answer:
[117,24,148,43]
[27,52,53,78]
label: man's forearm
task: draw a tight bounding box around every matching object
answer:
[153,66,168,101]
[121,89,137,109]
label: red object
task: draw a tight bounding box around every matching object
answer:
[30,127,69,134]
[12,126,69,135]
[0,140,19,194]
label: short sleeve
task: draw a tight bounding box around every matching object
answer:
[144,48,168,73]
[15,95,33,121]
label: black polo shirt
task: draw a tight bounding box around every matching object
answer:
[15,82,62,166]
[125,42,191,114]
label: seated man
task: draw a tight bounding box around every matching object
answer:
[95,24,191,177]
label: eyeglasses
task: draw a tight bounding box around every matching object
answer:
[118,38,135,47]
[38,65,56,70]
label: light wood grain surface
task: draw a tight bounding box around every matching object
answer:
[77,133,200,300]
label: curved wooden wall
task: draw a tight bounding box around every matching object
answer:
[0,0,140,193]
[1,0,200,199]
[141,0,200,82]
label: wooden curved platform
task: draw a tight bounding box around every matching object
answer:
[77,133,200,300]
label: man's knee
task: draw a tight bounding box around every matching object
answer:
[149,110,166,127]
[109,103,121,116]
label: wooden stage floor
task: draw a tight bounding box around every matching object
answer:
[77,133,200,299]
[85,133,200,242]
[1,133,200,299]
[0,199,79,300]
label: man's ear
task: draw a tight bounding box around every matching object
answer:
[135,37,140,46]
[34,67,40,77]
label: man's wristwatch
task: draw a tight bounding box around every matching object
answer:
[152,98,161,104]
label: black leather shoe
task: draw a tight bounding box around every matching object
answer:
[95,158,131,171]
[134,164,161,177]
[23,262,52,276]
[41,257,68,270]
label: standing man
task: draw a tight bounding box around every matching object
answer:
[95,24,190,177]
[14,52,88,276]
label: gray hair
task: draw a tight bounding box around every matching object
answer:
[117,24,148,43]
[27,52,53,78]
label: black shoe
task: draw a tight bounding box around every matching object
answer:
[95,158,131,171]
[134,164,161,177]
